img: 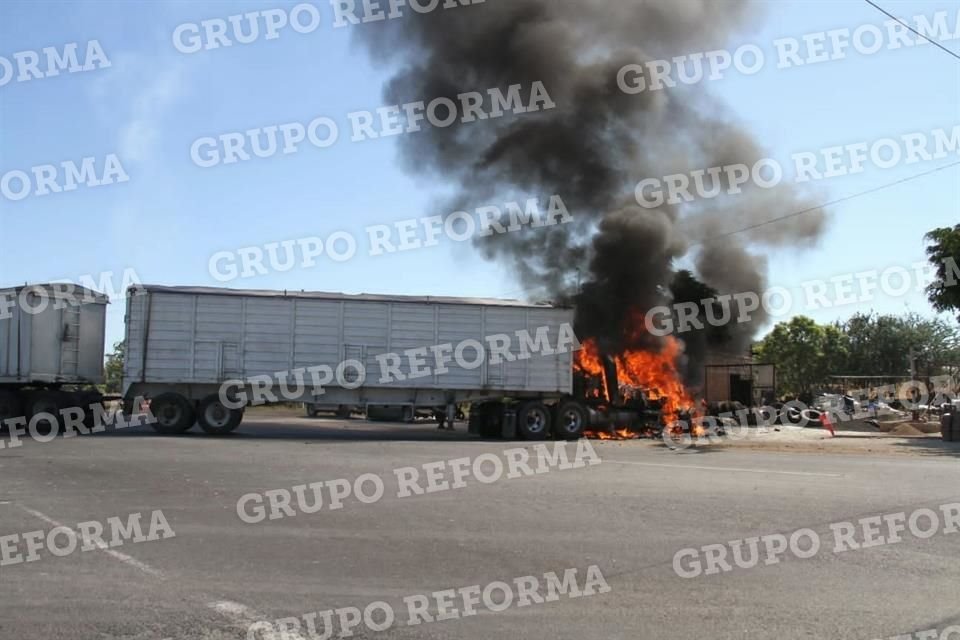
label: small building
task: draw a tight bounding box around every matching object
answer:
[703,351,776,406]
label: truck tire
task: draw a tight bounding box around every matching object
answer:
[336,405,352,419]
[554,400,588,440]
[72,390,104,429]
[517,401,551,440]
[197,395,243,435]
[26,391,64,434]
[941,413,954,442]
[150,393,196,434]
[800,409,822,426]
[0,391,22,429]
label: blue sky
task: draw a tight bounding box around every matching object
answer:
[1,0,958,350]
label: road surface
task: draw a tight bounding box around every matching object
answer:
[1,412,958,639]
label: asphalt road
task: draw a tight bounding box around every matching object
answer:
[1,412,959,640]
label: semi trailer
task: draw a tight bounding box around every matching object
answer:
[122,285,590,438]
[0,284,108,427]
[0,283,672,440]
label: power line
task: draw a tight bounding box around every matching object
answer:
[862,0,960,62]
[712,158,960,239]
[495,158,960,299]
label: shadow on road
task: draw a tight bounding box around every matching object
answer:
[888,437,960,459]
[89,421,491,443]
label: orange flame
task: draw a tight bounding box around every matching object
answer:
[584,428,641,440]
[573,339,608,400]
[574,335,693,425]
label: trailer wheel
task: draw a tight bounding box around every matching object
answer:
[197,395,243,435]
[517,401,551,440]
[26,391,64,434]
[72,391,104,429]
[554,401,587,440]
[0,391,22,428]
[150,393,196,434]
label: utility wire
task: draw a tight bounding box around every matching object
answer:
[862,0,960,61]
[495,158,960,299]
[711,158,960,239]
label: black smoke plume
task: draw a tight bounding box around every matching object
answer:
[356,0,826,383]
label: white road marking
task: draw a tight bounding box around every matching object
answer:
[605,459,843,477]
[17,507,304,638]
[17,505,164,577]
[209,600,307,640]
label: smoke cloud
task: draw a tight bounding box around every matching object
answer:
[356,0,827,381]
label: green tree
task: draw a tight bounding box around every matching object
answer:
[755,316,846,397]
[898,313,960,377]
[925,224,960,322]
[104,341,125,394]
[840,312,959,377]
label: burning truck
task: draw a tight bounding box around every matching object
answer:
[468,327,697,441]
[1,283,697,441]
[347,0,827,442]
[570,337,694,440]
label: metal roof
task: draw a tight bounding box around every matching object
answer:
[0,283,109,303]
[129,284,564,309]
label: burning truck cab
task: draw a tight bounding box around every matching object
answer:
[571,339,693,439]
[468,334,696,441]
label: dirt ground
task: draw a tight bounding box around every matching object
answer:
[699,424,957,457]
[244,405,959,458]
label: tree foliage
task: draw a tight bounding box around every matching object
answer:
[840,312,958,376]
[104,341,125,394]
[757,313,960,396]
[925,224,960,322]
[754,316,837,396]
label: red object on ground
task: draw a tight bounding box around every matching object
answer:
[819,412,835,436]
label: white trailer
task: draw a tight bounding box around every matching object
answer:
[123,285,583,439]
[0,284,107,425]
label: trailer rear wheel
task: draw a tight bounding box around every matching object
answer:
[554,401,587,440]
[26,391,64,434]
[0,391,22,429]
[517,401,551,440]
[150,393,196,434]
[72,390,104,429]
[197,395,243,435]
